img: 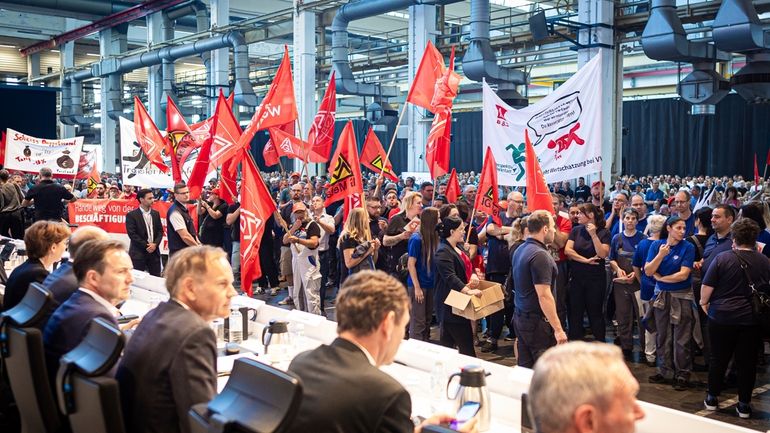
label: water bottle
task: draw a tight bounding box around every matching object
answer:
[229,309,243,344]
[429,360,446,412]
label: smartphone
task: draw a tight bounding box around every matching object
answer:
[117,314,139,324]
[450,402,480,429]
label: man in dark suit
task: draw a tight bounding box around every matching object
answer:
[43,239,135,383]
[287,270,477,433]
[126,188,164,276]
[43,226,109,307]
[117,246,236,433]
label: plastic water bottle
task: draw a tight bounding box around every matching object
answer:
[229,309,243,344]
[429,360,446,412]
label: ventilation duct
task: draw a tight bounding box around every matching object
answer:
[331,0,463,97]
[713,0,770,104]
[642,0,730,114]
[63,31,258,125]
[463,0,528,108]
[161,0,210,111]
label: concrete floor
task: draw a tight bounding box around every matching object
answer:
[257,286,770,431]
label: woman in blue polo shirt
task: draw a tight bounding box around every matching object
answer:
[645,216,696,391]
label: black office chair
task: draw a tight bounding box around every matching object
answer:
[0,282,60,433]
[189,358,303,433]
[55,317,126,433]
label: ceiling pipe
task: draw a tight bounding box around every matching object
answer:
[63,31,258,125]
[641,0,730,114]
[331,0,463,98]
[713,0,770,104]
[463,0,528,108]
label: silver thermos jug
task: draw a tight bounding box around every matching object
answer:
[261,319,290,354]
[446,365,491,431]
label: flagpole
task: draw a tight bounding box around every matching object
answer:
[374,103,408,198]
[465,207,476,244]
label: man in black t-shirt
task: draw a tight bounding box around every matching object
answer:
[22,167,76,222]
[574,177,591,202]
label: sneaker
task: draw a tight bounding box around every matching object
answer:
[672,377,689,391]
[278,297,294,305]
[270,288,279,296]
[703,394,718,411]
[503,333,514,342]
[648,374,670,384]
[480,341,498,353]
[736,402,752,419]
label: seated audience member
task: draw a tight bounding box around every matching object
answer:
[528,342,645,433]
[287,270,477,433]
[43,239,134,382]
[117,246,236,433]
[2,220,70,311]
[43,226,110,306]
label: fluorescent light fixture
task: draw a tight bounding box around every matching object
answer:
[182,62,201,66]
[0,44,16,49]
[51,49,60,53]
[86,53,100,57]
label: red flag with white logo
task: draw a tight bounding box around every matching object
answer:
[307,71,336,163]
[406,41,446,113]
[133,96,168,173]
[268,127,324,161]
[360,127,397,182]
[426,107,452,179]
[474,147,501,225]
[325,121,363,206]
[262,122,294,167]
[525,130,555,215]
[240,149,277,296]
[187,112,219,200]
[445,168,460,203]
[209,90,244,169]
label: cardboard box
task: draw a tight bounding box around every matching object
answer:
[444,280,505,321]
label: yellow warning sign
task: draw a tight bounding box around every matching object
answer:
[485,186,495,200]
[330,155,353,184]
[87,177,98,194]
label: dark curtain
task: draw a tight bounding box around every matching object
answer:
[622,94,770,178]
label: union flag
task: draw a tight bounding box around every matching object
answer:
[360,128,397,182]
[325,121,363,206]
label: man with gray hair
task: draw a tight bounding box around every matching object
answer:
[43,225,110,306]
[528,342,645,433]
[21,167,76,222]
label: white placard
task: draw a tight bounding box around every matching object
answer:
[4,128,84,176]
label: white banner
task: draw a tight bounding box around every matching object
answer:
[4,128,84,176]
[119,117,216,188]
[483,53,604,186]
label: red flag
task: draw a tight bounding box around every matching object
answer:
[133,96,168,173]
[236,46,298,153]
[754,153,760,186]
[165,96,199,183]
[343,192,363,224]
[445,168,460,203]
[325,121,363,206]
[269,127,323,161]
[426,107,452,179]
[187,111,219,200]
[262,122,294,167]
[360,128,397,182]
[240,149,277,295]
[209,90,244,169]
[0,131,6,167]
[474,147,501,225]
[406,41,446,113]
[86,163,100,198]
[766,148,770,166]
[226,92,234,109]
[525,130,555,215]
[429,46,461,112]
[307,71,336,163]
[219,158,238,204]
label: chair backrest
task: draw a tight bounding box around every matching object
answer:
[0,283,60,433]
[56,317,126,433]
[188,358,303,433]
[422,425,458,433]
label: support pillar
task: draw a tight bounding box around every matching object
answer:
[407,4,436,173]
[99,24,127,173]
[147,13,164,125]
[577,0,618,187]
[26,53,40,85]
[293,1,317,174]
[210,0,229,115]
[59,18,77,139]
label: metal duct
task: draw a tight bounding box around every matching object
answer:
[68,69,98,125]
[60,75,73,125]
[713,0,770,104]
[642,0,730,113]
[161,0,210,110]
[160,13,177,111]
[63,31,258,125]
[331,0,463,97]
[463,0,527,108]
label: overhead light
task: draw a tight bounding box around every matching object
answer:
[183,62,201,67]
[0,44,16,49]
[51,49,59,53]
[86,53,100,57]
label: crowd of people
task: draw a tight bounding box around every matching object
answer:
[1,165,769,424]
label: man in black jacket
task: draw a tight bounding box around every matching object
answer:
[21,167,76,222]
[117,246,236,433]
[43,225,109,307]
[167,182,200,256]
[126,188,164,275]
[287,270,477,433]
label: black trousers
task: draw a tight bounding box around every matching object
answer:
[514,309,556,368]
[130,250,161,277]
[257,241,280,289]
[708,320,761,403]
[440,320,476,357]
[568,272,606,342]
[486,272,513,341]
[319,249,332,309]
[0,210,23,239]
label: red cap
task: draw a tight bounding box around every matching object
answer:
[291,171,301,178]
[292,202,308,213]
[591,180,605,189]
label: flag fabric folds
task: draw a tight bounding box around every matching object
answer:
[445,168,460,204]
[133,96,168,173]
[429,46,461,112]
[426,107,452,179]
[474,147,501,225]
[307,71,336,163]
[209,90,244,169]
[236,46,298,154]
[406,41,446,113]
[263,122,294,167]
[361,128,397,182]
[187,112,219,200]
[268,127,323,161]
[86,163,100,198]
[325,121,363,206]
[240,149,277,296]
[525,130,555,215]
[165,96,197,183]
